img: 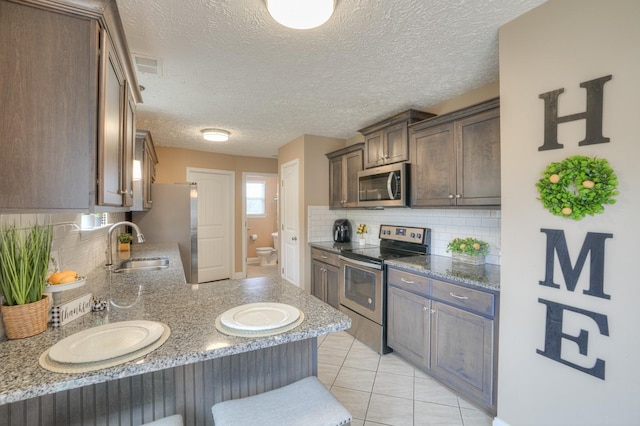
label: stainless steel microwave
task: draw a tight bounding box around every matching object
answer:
[357,163,408,207]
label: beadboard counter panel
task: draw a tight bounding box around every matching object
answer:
[0,243,350,406]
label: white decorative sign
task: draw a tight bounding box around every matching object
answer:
[51,293,93,327]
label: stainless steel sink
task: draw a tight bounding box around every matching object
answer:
[113,257,169,273]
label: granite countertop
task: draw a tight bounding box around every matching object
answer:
[386,255,500,291]
[309,241,377,254]
[0,243,351,405]
[310,241,500,291]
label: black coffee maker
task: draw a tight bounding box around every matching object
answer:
[333,219,351,242]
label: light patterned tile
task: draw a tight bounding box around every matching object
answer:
[365,393,413,426]
[334,366,376,392]
[372,371,414,400]
[318,345,349,366]
[377,353,415,377]
[349,419,365,426]
[331,386,371,420]
[343,347,380,371]
[321,332,355,351]
[460,408,493,426]
[414,377,459,407]
[458,397,480,411]
[317,362,340,387]
[414,401,463,426]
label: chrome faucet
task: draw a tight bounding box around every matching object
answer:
[105,221,145,268]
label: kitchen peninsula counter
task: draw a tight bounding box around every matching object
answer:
[0,243,350,424]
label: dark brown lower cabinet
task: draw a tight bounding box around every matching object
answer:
[386,266,498,415]
[310,248,340,309]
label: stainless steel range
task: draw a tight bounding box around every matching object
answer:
[338,225,430,354]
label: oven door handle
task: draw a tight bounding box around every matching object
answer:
[339,255,382,270]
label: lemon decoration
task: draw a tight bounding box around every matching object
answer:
[536,155,619,220]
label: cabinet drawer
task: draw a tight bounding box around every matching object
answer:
[431,279,494,316]
[387,268,429,297]
[311,248,340,267]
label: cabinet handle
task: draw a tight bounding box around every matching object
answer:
[448,194,454,199]
[455,194,461,199]
[321,255,328,259]
[423,306,428,311]
[400,278,415,284]
[292,236,298,241]
[119,189,133,195]
[449,292,468,300]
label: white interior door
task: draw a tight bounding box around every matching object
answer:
[281,159,300,286]
[187,168,234,282]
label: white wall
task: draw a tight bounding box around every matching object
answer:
[498,1,640,424]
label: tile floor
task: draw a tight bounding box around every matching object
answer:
[317,331,493,426]
[246,263,279,278]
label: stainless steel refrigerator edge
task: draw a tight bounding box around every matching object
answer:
[132,183,198,283]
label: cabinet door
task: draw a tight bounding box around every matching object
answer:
[455,107,501,206]
[325,263,340,309]
[410,123,456,207]
[121,84,135,207]
[311,260,326,301]
[0,2,96,211]
[387,286,430,368]
[143,147,154,209]
[383,122,409,164]
[98,29,125,206]
[328,155,344,208]
[430,301,494,406]
[343,149,363,207]
[364,131,384,168]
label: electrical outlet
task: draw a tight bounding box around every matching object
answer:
[49,250,60,274]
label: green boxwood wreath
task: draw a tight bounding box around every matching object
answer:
[536,155,619,220]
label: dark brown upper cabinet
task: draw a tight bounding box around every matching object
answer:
[360,109,435,169]
[0,0,142,212]
[326,144,364,209]
[410,98,501,207]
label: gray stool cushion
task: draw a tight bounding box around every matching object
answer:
[211,376,351,426]
[141,414,183,426]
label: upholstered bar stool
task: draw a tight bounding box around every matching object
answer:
[211,376,351,426]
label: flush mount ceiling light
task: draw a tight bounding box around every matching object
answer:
[266,0,335,30]
[201,129,230,142]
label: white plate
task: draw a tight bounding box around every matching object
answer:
[48,320,165,364]
[220,303,300,331]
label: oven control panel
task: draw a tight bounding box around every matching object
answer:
[379,225,428,244]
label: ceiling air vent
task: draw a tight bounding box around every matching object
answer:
[133,54,162,76]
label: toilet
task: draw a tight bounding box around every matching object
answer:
[256,232,278,266]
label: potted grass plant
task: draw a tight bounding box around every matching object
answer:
[0,223,53,339]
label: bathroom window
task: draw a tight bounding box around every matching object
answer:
[246,180,266,217]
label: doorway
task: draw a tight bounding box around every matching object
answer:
[242,172,279,278]
[187,167,234,282]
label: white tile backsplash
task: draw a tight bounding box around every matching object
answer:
[308,206,501,265]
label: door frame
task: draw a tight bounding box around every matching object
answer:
[186,167,235,281]
[241,171,279,278]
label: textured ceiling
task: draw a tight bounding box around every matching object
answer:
[117,0,546,158]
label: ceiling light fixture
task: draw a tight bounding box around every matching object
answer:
[201,129,230,142]
[266,0,335,30]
